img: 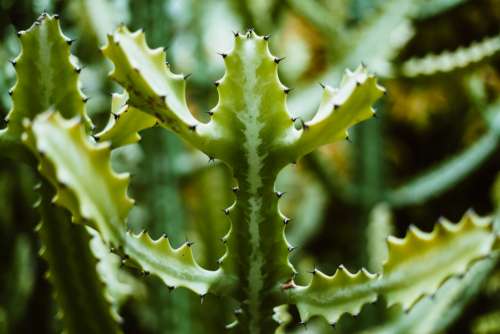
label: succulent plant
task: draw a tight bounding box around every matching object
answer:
[1,14,499,334]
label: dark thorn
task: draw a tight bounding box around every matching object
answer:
[120,259,126,267]
[163,46,169,52]
[162,233,168,239]
[4,118,9,124]
[220,237,227,244]
[308,268,317,275]
[112,113,119,120]
[208,156,215,163]
[9,60,16,67]
[213,80,220,87]
[330,322,336,328]
[207,110,214,116]
[263,35,270,41]
[122,254,130,260]
[217,259,223,265]
[165,61,170,66]
[274,57,285,64]
[142,270,150,276]
[283,218,291,225]
[184,73,192,80]
[188,124,197,131]
[356,81,361,86]
[186,240,194,247]
[168,285,175,292]
[319,82,325,89]
[92,135,100,142]
[288,246,296,253]
[75,67,82,74]
[82,96,89,103]
[223,208,230,216]
[53,14,60,19]
[17,31,23,37]
[8,89,13,96]
[284,87,293,94]
[159,95,167,102]
[200,294,205,304]
[291,117,298,122]
[300,321,308,330]
[333,104,340,110]
[110,247,116,253]
[217,52,227,58]
[276,191,285,198]
[346,136,352,143]
[232,186,239,193]
[233,31,239,37]
[67,39,75,46]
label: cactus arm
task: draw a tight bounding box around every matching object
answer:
[23,112,226,296]
[364,255,498,334]
[101,27,210,153]
[94,92,157,148]
[401,34,500,77]
[287,211,499,325]
[387,102,500,207]
[37,181,121,334]
[0,14,92,162]
[287,66,385,160]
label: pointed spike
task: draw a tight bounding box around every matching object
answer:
[233,31,239,37]
[284,87,293,94]
[223,208,230,216]
[183,73,192,80]
[112,113,120,120]
[232,186,240,193]
[217,52,227,58]
[75,67,82,74]
[283,217,291,225]
[274,57,285,64]
[8,89,13,96]
[188,124,197,131]
[263,34,270,41]
[276,191,285,198]
[319,82,326,89]
[206,110,214,116]
[186,240,194,247]
[213,80,220,87]
[53,14,60,19]
[9,59,16,67]
[66,39,75,46]
[82,96,89,103]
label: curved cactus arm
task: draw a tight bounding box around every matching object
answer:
[23,112,227,296]
[94,92,157,148]
[37,181,121,334]
[287,66,385,160]
[101,26,210,153]
[0,13,92,162]
[87,228,146,316]
[401,34,500,77]
[287,211,499,325]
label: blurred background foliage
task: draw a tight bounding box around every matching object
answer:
[0,0,500,333]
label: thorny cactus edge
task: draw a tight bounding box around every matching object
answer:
[2,14,498,334]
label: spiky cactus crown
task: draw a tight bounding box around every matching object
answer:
[1,14,498,334]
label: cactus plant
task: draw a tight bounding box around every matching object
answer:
[1,13,500,334]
